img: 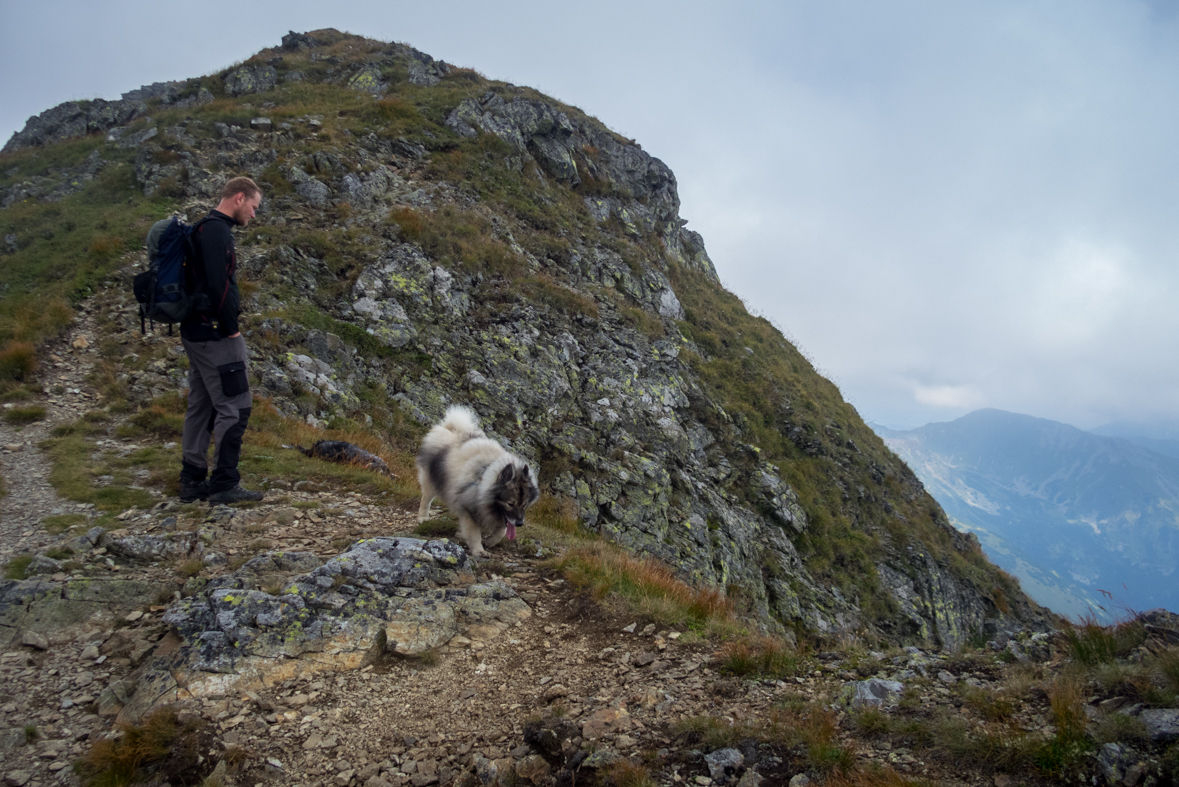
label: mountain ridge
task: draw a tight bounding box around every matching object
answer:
[0,29,1051,647]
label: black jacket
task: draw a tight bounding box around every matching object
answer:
[181,210,241,341]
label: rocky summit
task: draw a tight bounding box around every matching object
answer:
[12,27,1160,787]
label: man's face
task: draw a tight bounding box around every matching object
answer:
[234,193,262,226]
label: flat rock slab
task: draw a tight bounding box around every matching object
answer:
[121,537,530,721]
[0,578,176,647]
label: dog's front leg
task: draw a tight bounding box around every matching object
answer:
[458,514,485,557]
[484,525,508,547]
[417,478,435,523]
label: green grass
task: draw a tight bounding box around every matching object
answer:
[4,555,32,580]
[42,431,156,512]
[42,513,88,534]
[415,517,458,538]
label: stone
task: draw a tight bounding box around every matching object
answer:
[705,748,743,784]
[20,631,48,650]
[224,64,278,96]
[101,532,200,561]
[515,755,550,785]
[735,770,761,787]
[1138,708,1179,742]
[542,684,568,702]
[581,704,630,739]
[580,750,623,769]
[847,679,904,709]
[0,728,25,754]
[3,772,31,787]
[787,776,810,787]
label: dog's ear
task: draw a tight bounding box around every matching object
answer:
[497,463,516,485]
[521,465,531,478]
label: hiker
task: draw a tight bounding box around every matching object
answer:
[178,177,265,505]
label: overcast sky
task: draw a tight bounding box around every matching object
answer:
[4,0,1178,430]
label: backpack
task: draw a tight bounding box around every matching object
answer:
[133,216,210,333]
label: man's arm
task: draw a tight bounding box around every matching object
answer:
[198,221,241,337]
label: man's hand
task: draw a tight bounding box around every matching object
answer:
[228,332,241,338]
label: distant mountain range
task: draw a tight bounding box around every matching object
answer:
[875,409,1179,620]
[1089,420,1179,460]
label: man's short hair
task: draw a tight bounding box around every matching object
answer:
[221,177,261,201]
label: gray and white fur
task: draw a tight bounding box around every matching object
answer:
[416,405,539,557]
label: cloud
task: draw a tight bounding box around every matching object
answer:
[4,0,1179,430]
[913,384,987,410]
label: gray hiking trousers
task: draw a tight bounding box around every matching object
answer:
[180,335,252,493]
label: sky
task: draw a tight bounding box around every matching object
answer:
[3,0,1178,431]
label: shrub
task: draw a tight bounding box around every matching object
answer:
[1,404,46,425]
[0,341,36,382]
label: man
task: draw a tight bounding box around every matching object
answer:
[178,177,265,505]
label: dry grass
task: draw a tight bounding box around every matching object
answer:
[717,635,802,679]
[551,540,737,635]
[676,705,855,776]
[78,707,208,787]
[606,761,659,787]
[175,559,203,579]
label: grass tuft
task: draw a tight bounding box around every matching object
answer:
[4,554,33,580]
[2,404,47,425]
[717,636,801,679]
[1062,614,1147,666]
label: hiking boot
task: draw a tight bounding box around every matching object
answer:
[179,478,208,503]
[207,485,264,505]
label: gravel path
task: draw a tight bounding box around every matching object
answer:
[0,304,104,563]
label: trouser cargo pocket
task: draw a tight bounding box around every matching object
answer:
[217,361,249,397]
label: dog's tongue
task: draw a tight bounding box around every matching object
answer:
[506,522,517,541]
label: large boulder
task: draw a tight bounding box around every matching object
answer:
[119,538,530,721]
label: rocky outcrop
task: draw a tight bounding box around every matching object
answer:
[3,98,145,153]
[224,64,279,97]
[119,538,530,721]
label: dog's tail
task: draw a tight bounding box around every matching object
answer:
[439,405,483,440]
[295,444,313,457]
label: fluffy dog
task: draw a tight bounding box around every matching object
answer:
[416,405,539,557]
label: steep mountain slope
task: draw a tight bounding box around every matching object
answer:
[878,409,1179,619]
[0,29,1051,646]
